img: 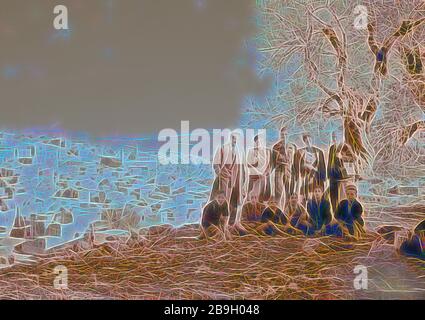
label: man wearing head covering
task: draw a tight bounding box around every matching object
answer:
[246,134,272,203]
[298,133,327,203]
[210,131,245,226]
[271,127,291,208]
[335,183,365,238]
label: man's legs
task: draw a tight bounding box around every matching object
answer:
[248,175,261,200]
[329,180,343,213]
[274,168,285,207]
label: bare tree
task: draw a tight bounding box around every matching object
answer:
[249,0,424,179]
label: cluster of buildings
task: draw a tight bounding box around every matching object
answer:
[0,131,211,256]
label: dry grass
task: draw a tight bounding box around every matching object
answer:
[0,224,424,300]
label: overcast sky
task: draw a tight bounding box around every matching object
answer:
[0,0,269,136]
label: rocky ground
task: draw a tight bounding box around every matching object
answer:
[0,224,424,300]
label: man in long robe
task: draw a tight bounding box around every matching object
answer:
[210,132,245,226]
[288,143,300,197]
[298,133,327,203]
[327,131,348,213]
[271,127,291,208]
[246,135,272,203]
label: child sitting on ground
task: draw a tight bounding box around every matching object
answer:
[334,183,365,239]
[306,185,343,237]
[286,193,314,236]
[199,191,231,240]
[259,199,288,236]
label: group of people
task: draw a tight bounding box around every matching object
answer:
[200,127,366,240]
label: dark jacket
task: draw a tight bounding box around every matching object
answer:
[327,143,347,181]
[201,200,229,228]
[307,198,332,230]
[261,207,288,225]
[335,199,364,227]
[288,206,307,228]
[400,235,424,259]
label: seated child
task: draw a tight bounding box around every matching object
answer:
[236,193,267,235]
[199,191,230,240]
[334,183,365,239]
[286,193,314,236]
[307,186,331,231]
[259,199,288,236]
[241,194,266,223]
[307,186,343,237]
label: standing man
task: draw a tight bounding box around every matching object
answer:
[327,131,348,213]
[210,132,245,226]
[288,143,300,197]
[271,127,291,208]
[299,133,327,203]
[246,134,272,203]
